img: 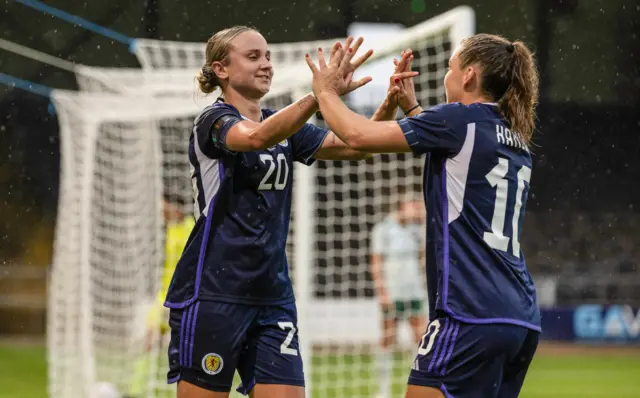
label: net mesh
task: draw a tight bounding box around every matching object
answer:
[131,38,340,71]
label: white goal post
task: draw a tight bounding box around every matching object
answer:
[129,7,474,75]
[49,6,474,398]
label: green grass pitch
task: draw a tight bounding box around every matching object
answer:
[1,343,638,398]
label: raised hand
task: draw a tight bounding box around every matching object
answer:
[305,36,374,97]
[372,49,420,121]
[388,49,419,114]
[338,36,376,93]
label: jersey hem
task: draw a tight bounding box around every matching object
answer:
[443,308,541,332]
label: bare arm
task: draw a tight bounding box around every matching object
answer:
[370,254,388,300]
[315,91,411,153]
[312,99,398,160]
[314,131,368,160]
[225,94,317,152]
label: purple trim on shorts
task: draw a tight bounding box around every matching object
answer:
[442,322,460,375]
[164,162,225,309]
[428,318,450,373]
[434,318,457,375]
[179,309,188,366]
[440,383,454,398]
[168,375,181,384]
[236,378,257,396]
[183,305,194,367]
[188,301,200,367]
[164,300,188,309]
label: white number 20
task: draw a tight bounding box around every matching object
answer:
[258,153,289,190]
[278,321,298,356]
[483,158,531,258]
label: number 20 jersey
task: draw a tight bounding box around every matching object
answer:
[398,102,541,331]
[164,99,328,309]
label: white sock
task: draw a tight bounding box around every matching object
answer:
[376,348,393,397]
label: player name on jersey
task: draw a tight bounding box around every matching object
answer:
[496,124,529,152]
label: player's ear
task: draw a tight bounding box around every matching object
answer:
[462,65,478,92]
[211,61,229,80]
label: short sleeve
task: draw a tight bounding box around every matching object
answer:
[397,102,469,156]
[194,102,242,158]
[370,223,385,255]
[290,123,330,165]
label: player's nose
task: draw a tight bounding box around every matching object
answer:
[260,61,273,74]
[260,67,273,80]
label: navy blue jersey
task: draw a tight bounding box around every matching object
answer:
[165,98,328,308]
[398,102,541,331]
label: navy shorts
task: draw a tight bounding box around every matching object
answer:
[167,301,304,395]
[408,313,539,398]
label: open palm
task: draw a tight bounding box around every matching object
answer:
[305,36,374,96]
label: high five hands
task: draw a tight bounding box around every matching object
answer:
[305,36,419,104]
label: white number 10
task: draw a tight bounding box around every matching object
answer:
[483,158,531,258]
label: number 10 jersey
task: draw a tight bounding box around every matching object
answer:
[398,102,541,331]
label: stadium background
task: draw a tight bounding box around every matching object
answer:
[0,0,639,397]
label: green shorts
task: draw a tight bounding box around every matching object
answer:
[382,299,424,320]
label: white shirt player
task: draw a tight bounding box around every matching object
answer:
[370,215,427,302]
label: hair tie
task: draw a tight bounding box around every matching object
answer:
[506,43,515,53]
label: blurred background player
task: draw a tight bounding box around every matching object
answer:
[306,33,541,398]
[370,193,427,398]
[128,200,195,398]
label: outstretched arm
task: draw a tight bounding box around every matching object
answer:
[224,93,318,152]
[312,94,410,160]
[313,131,369,160]
[307,46,469,157]
[315,92,410,153]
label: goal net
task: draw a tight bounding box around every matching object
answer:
[49,6,474,398]
[48,87,307,398]
[130,37,339,71]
